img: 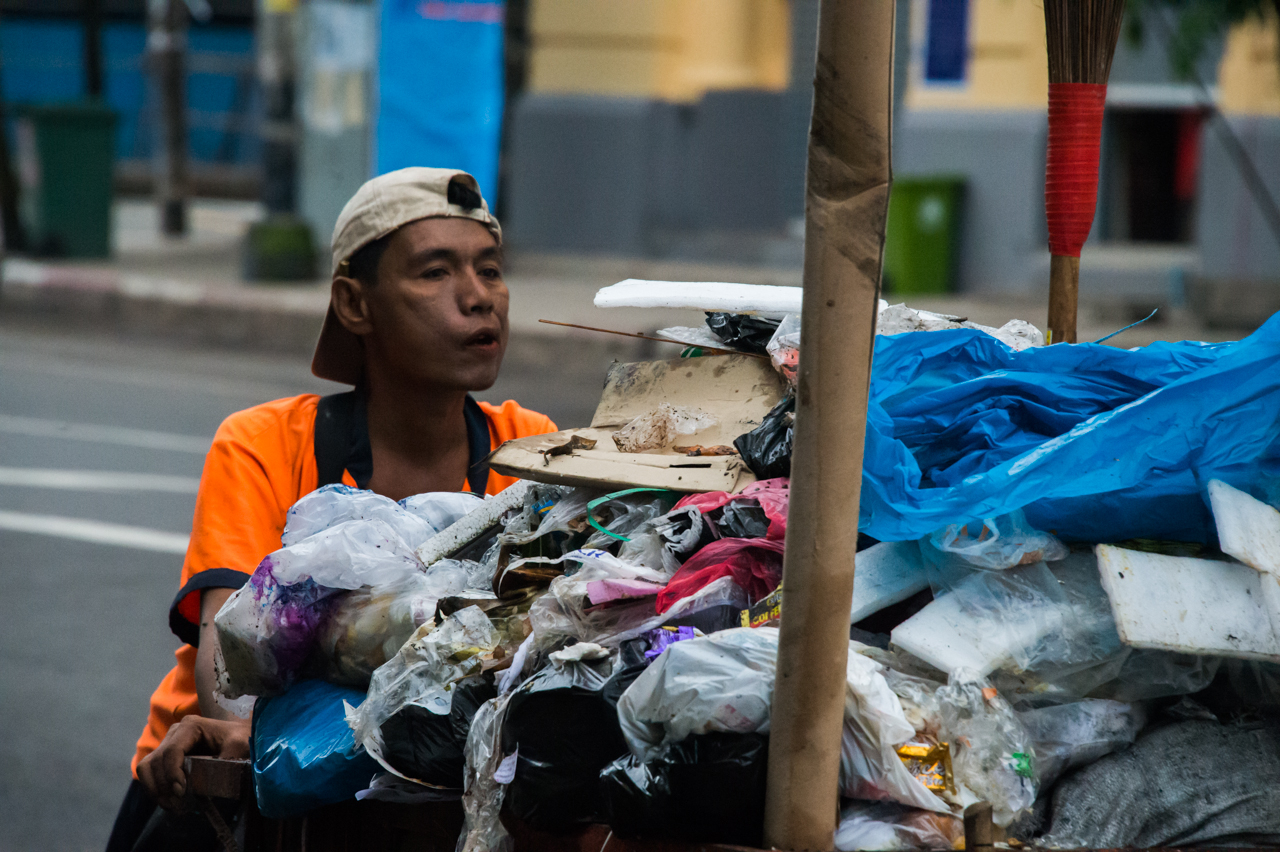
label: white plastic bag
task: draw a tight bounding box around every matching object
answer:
[1017,699,1145,788]
[766,313,801,387]
[834,801,964,851]
[612,404,716,453]
[282,484,479,549]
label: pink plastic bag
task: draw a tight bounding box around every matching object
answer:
[655,537,785,614]
[674,478,789,540]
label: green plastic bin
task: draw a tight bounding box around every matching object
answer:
[14,102,118,258]
[883,175,965,295]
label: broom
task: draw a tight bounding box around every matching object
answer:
[1043,0,1125,344]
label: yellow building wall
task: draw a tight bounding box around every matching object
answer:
[526,0,790,102]
[1218,9,1280,117]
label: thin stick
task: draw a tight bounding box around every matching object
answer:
[1048,255,1079,344]
[535,319,767,358]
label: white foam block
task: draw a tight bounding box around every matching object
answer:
[595,279,803,316]
[850,541,930,624]
[1096,544,1280,661]
[1208,479,1280,577]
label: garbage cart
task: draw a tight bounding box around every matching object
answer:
[13,102,117,258]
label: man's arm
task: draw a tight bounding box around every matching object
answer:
[138,587,250,810]
[195,587,239,720]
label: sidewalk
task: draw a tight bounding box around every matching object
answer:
[0,199,1241,358]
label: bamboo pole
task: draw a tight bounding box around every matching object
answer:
[762,2,894,850]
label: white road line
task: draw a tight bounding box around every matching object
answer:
[0,467,200,493]
[0,510,189,553]
[0,414,210,455]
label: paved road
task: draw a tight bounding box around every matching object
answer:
[0,321,605,851]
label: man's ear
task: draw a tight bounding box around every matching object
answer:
[331,275,373,336]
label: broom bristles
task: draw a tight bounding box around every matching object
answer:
[1044,0,1126,84]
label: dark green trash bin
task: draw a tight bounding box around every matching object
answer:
[14,102,118,258]
[883,175,965,295]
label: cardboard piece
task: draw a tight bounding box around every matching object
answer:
[488,354,786,493]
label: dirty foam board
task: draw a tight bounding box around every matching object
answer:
[850,540,930,624]
[489,354,785,493]
[595,279,803,316]
[1095,544,1280,662]
[1208,479,1280,577]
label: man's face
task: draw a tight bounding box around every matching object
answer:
[360,217,509,392]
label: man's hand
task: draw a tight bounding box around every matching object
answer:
[136,716,250,811]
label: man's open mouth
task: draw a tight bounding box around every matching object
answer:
[466,330,500,348]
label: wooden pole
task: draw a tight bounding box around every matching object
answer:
[762,2,894,850]
[1047,255,1079,344]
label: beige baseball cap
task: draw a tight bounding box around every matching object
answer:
[311,167,503,385]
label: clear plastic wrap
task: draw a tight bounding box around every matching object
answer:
[456,694,514,852]
[348,606,510,780]
[1017,699,1145,788]
[937,672,1037,827]
[926,510,1068,571]
[834,801,965,852]
[766,313,801,387]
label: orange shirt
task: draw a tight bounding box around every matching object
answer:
[133,393,555,775]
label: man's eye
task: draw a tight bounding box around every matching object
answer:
[423,267,448,279]
[480,266,503,279]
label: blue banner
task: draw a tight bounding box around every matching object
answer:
[376,0,504,203]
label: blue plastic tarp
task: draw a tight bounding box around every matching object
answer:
[251,679,378,819]
[860,313,1280,543]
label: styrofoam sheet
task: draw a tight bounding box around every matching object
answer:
[595,279,802,316]
[1209,479,1280,577]
[1095,544,1280,661]
[850,541,930,624]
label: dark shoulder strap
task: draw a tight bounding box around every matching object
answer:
[464,395,491,495]
[314,391,358,488]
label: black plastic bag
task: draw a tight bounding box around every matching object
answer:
[600,732,770,847]
[733,395,794,480]
[501,658,629,830]
[378,675,496,788]
[705,313,781,354]
[715,500,771,539]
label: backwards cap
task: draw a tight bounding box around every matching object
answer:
[312,167,502,385]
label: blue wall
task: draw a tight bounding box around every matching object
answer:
[0,17,259,164]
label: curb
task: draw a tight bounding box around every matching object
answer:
[0,257,657,366]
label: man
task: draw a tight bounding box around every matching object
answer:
[106,168,556,851]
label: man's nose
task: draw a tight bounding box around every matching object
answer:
[459,267,498,314]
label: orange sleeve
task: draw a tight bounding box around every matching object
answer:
[169,395,320,645]
[478,400,558,494]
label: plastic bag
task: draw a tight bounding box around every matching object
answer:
[612,404,716,453]
[617,506,707,575]
[1017,699,1145,789]
[251,679,380,819]
[675,477,789,541]
[834,801,965,852]
[310,571,453,689]
[524,549,668,649]
[282,484,480,548]
[927,510,1068,571]
[936,673,1036,827]
[655,537,785,614]
[456,694,513,852]
[349,606,510,778]
[841,652,950,813]
[378,675,497,789]
[617,627,780,761]
[600,732,769,847]
[766,313,801,387]
[733,395,794,481]
[860,317,1280,543]
[500,655,628,829]
[705,312,781,354]
[216,518,424,698]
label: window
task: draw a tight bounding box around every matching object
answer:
[925,0,968,83]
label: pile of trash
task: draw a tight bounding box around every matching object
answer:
[213,307,1280,849]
